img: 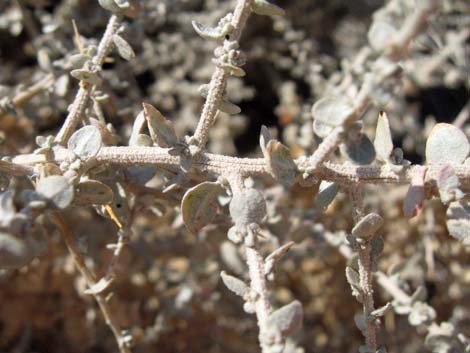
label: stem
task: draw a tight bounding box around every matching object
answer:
[350,187,378,351]
[192,0,253,149]
[55,15,121,145]
[52,212,132,353]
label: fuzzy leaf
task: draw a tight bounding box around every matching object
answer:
[229,188,267,228]
[371,302,393,318]
[403,167,426,218]
[181,182,224,233]
[266,300,303,336]
[314,181,339,210]
[192,21,226,40]
[425,123,469,165]
[70,69,101,85]
[112,34,135,61]
[352,213,384,240]
[374,111,393,162]
[142,103,177,147]
[312,96,354,138]
[220,271,248,297]
[252,0,285,17]
[264,140,298,186]
[436,165,463,204]
[346,266,363,302]
[36,175,74,209]
[218,100,241,115]
[259,125,272,157]
[446,201,470,246]
[341,133,376,165]
[74,180,114,206]
[68,125,102,160]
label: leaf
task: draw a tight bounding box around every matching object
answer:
[68,125,102,159]
[311,96,354,138]
[374,111,393,162]
[36,175,74,209]
[352,213,384,239]
[181,182,224,233]
[446,201,470,246]
[264,140,298,186]
[266,301,303,336]
[142,103,177,147]
[341,133,376,165]
[220,271,248,297]
[0,232,33,270]
[192,21,226,41]
[252,0,285,17]
[368,21,397,51]
[259,125,272,157]
[264,241,295,276]
[408,302,436,326]
[425,123,470,165]
[218,100,241,115]
[84,276,114,295]
[74,180,114,206]
[371,302,393,318]
[112,34,135,61]
[346,266,363,303]
[314,181,339,210]
[229,188,267,228]
[436,165,463,204]
[70,69,101,85]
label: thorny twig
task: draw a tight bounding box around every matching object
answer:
[52,212,132,353]
[55,15,121,145]
[192,0,254,149]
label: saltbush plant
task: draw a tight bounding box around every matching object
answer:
[0,0,469,353]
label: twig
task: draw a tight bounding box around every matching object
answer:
[192,0,253,149]
[55,15,121,145]
[349,187,378,351]
[52,212,132,353]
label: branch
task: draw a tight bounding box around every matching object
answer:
[55,15,121,145]
[192,0,254,149]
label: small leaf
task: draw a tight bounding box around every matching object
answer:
[311,96,354,138]
[112,34,135,61]
[218,100,241,115]
[346,266,363,303]
[0,232,33,270]
[74,180,114,206]
[341,133,376,165]
[220,271,248,297]
[264,241,295,276]
[259,125,272,157]
[368,21,397,51]
[84,276,114,295]
[314,181,339,210]
[436,165,463,204]
[446,201,470,246]
[36,175,74,209]
[352,213,384,240]
[229,188,267,228]
[181,182,224,233]
[192,21,226,41]
[266,301,303,336]
[371,302,393,318]
[264,140,298,186]
[252,0,285,17]
[142,103,177,147]
[408,302,436,326]
[70,69,101,85]
[374,111,393,162]
[68,125,102,160]
[425,123,470,165]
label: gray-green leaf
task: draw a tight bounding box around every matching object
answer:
[68,125,102,160]
[36,175,74,209]
[252,0,285,17]
[374,111,393,162]
[74,180,114,206]
[143,103,177,147]
[266,300,303,336]
[425,123,470,165]
[112,34,135,61]
[220,271,248,297]
[312,96,354,138]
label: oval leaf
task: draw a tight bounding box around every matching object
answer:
[192,21,225,40]
[266,300,303,336]
[368,21,397,51]
[112,34,135,61]
[425,123,469,165]
[181,182,224,233]
[70,69,101,85]
[352,213,384,240]
[74,180,114,206]
[341,134,376,165]
[220,271,248,297]
[68,125,102,159]
[252,0,285,17]
[315,181,339,210]
[229,188,267,228]
[312,96,354,138]
[265,140,298,186]
[36,175,74,209]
